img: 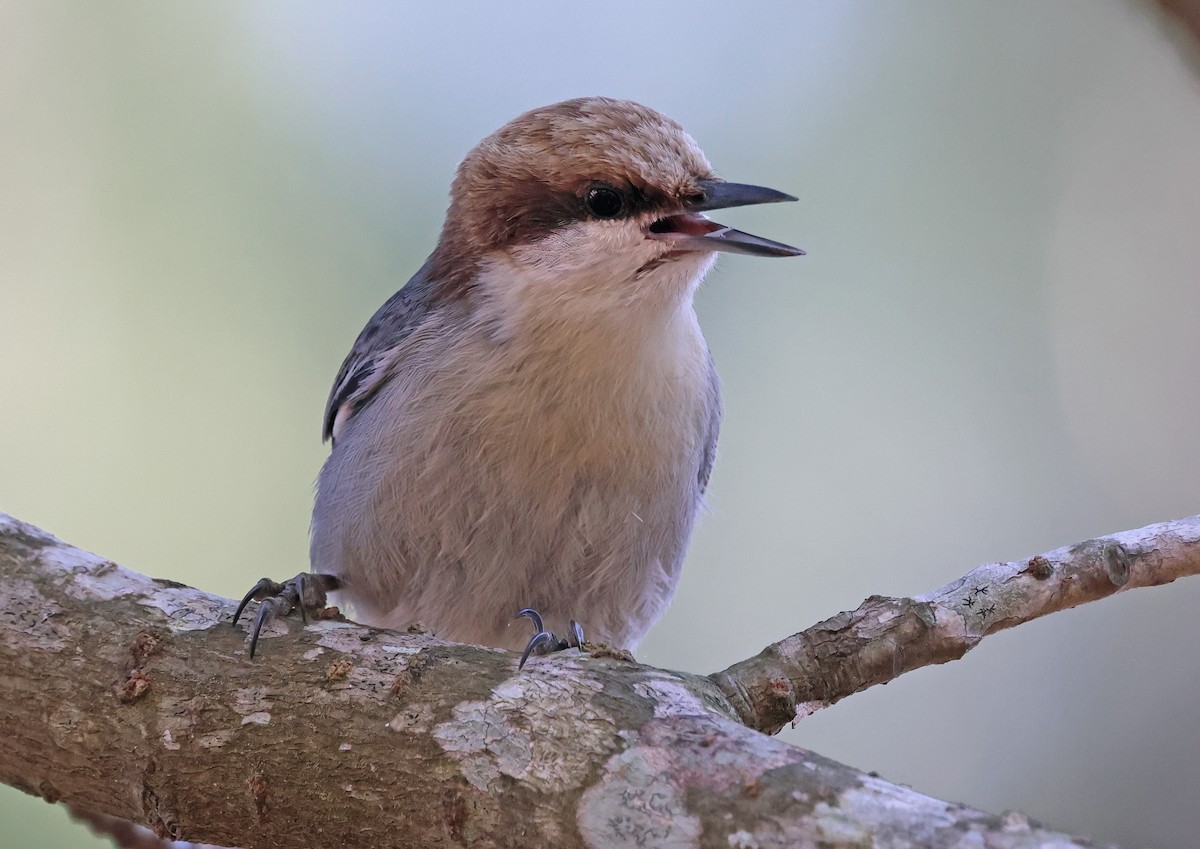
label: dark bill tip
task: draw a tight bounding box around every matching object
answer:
[699,226,806,257]
[689,179,798,212]
[647,210,805,258]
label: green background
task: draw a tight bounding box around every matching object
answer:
[3,2,1199,847]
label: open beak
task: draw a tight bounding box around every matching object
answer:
[647,179,805,258]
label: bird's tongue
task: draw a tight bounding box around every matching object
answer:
[649,212,806,258]
[652,212,724,236]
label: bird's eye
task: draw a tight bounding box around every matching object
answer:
[584,184,625,219]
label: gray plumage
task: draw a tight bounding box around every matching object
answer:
[307,97,799,654]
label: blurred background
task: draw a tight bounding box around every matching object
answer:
[2,1,1199,847]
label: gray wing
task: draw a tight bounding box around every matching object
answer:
[322,259,441,443]
[698,353,723,494]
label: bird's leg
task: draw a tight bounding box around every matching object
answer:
[515,608,585,669]
[232,573,342,658]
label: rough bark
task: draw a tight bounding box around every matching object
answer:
[6,511,1197,848]
[711,515,1200,734]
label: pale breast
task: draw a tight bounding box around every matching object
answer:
[311,295,718,651]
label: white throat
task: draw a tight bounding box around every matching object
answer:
[473,219,716,341]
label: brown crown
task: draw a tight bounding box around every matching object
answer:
[428,97,716,294]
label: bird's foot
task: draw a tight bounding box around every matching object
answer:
[515,608,585,669]
[232,573,342,658]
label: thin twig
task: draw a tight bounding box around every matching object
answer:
[711,515,1200,734]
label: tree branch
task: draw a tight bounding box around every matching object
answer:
[711,515,1200,734]
[6,511,1193,848]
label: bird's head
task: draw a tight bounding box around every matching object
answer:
[429,97,802,313]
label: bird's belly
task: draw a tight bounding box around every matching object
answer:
[311,360,709,653]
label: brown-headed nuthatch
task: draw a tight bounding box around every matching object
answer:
[235,97,803,666]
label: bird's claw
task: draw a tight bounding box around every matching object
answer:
[232,572,342,658]
[515,608,585,669]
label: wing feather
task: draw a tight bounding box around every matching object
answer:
[322,260,441,443]
[698,353,723,494]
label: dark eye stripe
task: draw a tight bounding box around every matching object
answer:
[580,181,676,222]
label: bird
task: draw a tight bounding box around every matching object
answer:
[234,96,803,665]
